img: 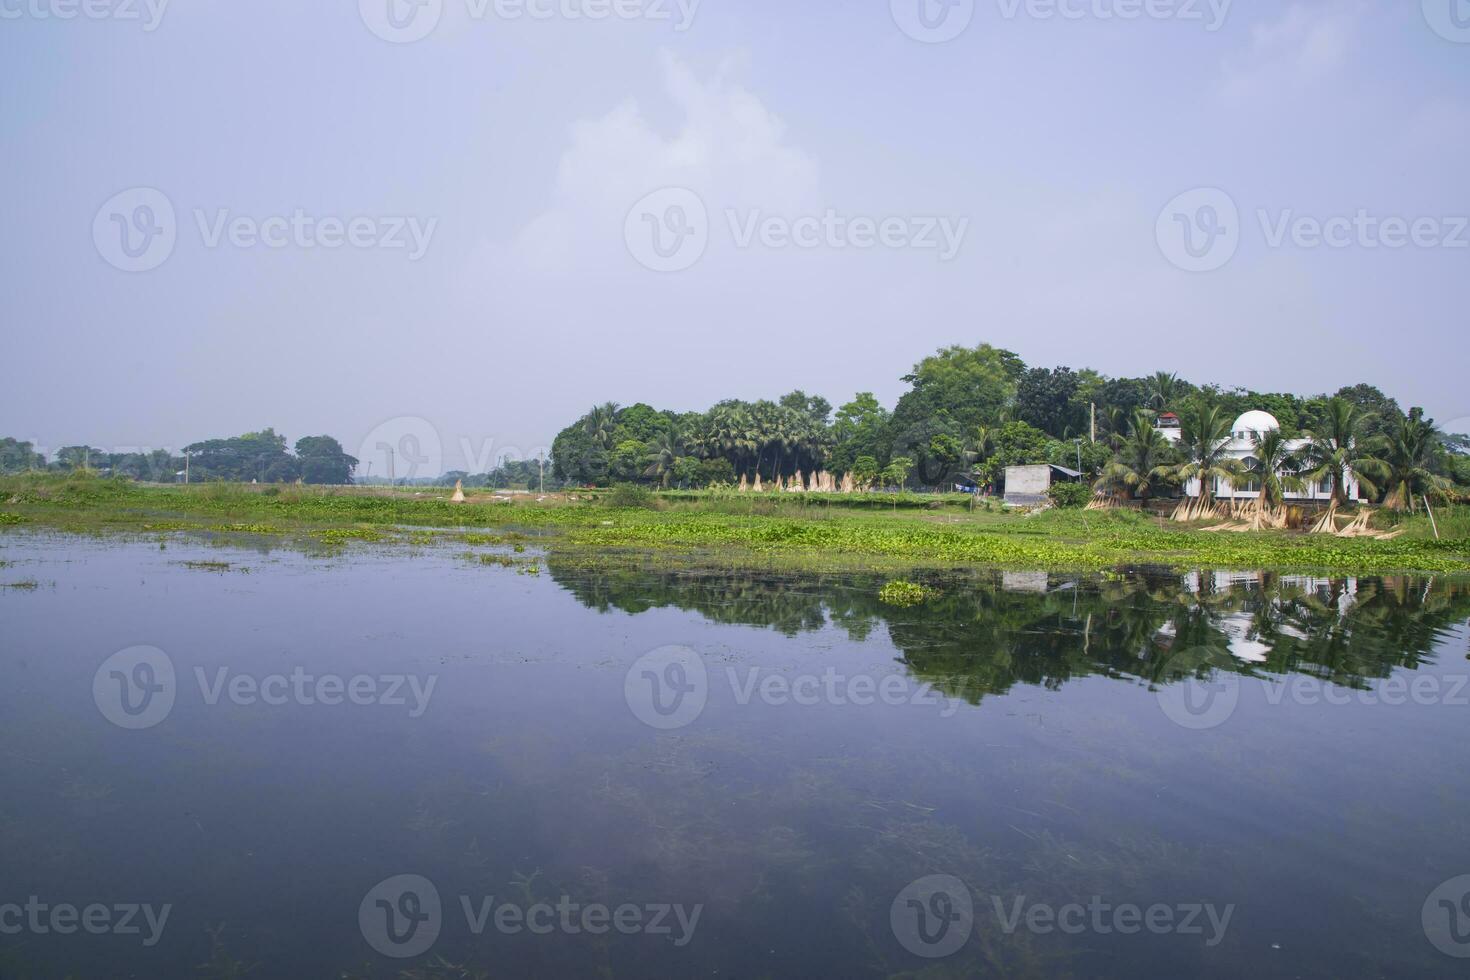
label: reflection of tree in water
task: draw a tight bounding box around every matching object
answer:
[548,559,1470,705]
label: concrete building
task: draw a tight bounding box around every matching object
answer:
[1003,463,1083,506]
[1156,410,1359,503]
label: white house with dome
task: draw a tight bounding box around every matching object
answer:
[1157,410,1360,503]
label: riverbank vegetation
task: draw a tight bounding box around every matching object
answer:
[3,473,1467,574]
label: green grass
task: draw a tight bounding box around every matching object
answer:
[2,473,1468,574]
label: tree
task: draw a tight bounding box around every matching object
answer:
[1145,371,1182,412]
[1095,410,1172,500]
[890,344,1025,451]
[986,421,1051,484]
[881,456,914,489]
[828,392,890,474]
[1333,384,1403,443]
[1245,428,1304,509]
[582,402,620,450]
[0,438,46,473]
[851,455,880,489]
[643,427,687,487]
[552,422,609,486]
[1174,399,1244,507]
[1016,366,1085,438]
[53,446,105,472]
[609,439,650,483]
[1300,398,1382,506]
[1371,410,1450,510]
[295,435,358,485]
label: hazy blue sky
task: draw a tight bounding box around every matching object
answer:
[3,0,1467,473]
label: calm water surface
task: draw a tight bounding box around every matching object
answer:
[1,529,1468,979]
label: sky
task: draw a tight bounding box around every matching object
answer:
[2,0,1468,474]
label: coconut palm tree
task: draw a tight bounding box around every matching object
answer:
[1300,398,1383,507]
[643,427,686,488]
[1245,428,1305,509]
[1175,399,1245,510]
[583,402,620,450]
[1371,411,1450,511]
[1095,410,1172,500]
[1146,371,1181,412]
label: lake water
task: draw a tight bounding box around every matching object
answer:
[1,529,1468,978]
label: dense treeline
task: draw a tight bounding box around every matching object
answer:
[0,429,357,485]
[551,343,1470,506]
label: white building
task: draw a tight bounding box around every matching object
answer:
[1157,410,1359,503]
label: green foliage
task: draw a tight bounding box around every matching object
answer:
[1047,482,1092,508]
[605,483,655,509]
[878,579,939,606]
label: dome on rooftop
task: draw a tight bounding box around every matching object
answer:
[1232,410,1280,438]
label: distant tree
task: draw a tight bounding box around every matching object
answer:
[1334,384,1404,443]
[1245,428,1305,508]
[295,435,357,485]
[851,455,881,490]
[1371,410,1451,510]
[1174,399,1245,508]
[985,421,1051,484]
[671,456,704,488]
[1300,398,1382,506]
[53,446,105,471]
[1095,411,1173,500]
[881,456,914,489]
[1016,366,1085,438]
[828,392,891,474]
[1145,371,1183,412]
[697,457,735,487]
[0,438,46,473]
[609,440,650,483]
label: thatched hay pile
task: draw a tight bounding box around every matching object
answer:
[1171,497,1224,523]
[840,472,855,494]
[1333,510,1403,540]
[738,474,749,493]
[752,474,763,493]
[450,479,466,503]
[1086,493,1122,511]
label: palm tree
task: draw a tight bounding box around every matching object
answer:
[583,402,620,450]
[643,427,686,487]
[1245,428,1305,509]
[1300,398,1383,507]
[1175,399,1245,511]
[1095,410,1172,500]
[1371,412,1450,511]
[1146,371,1181,412]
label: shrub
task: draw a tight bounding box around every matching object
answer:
[878,579,939,607]
[1048,482,1092,509]
[605,483,655,509]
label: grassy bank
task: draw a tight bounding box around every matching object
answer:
[2,474,1468,573]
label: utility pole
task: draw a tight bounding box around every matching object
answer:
[184,451,189,484]
[1424,495,1441,541]
[387,447,395,486]
[538,452,545,494]
[1090,402,1096,444]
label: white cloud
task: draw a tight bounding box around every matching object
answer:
[503,51,820,275]
[1217,2,1363,105]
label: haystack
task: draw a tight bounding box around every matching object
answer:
[753,474,763,493]
[450,479,466,503]
[738,474,749,493]
[840,472,855,494]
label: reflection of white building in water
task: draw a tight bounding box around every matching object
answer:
[1156,410,1362,503]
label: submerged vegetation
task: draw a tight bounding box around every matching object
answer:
[2,472,1468,574]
